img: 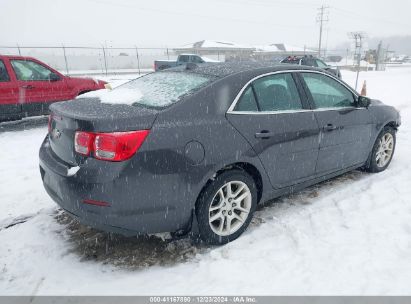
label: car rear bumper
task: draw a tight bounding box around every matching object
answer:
[39,136,193,235]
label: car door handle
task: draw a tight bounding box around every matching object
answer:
[21,85,34,89]
[323,124,338,131]
[255,130,275,139]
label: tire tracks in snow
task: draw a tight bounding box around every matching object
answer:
[0,210,50,232]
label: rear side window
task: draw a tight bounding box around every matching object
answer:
[301,72,355,108]
[235,86,258,111]
[191,56,204,64]
[302,58,316,66]
[0,60,10,82]
[252,73,303,111]
[118,71,213,108]
[179,55,189,63]
[316,59,328,68]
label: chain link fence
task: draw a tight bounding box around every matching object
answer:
[0,45,181,76]
[1,44,386,76]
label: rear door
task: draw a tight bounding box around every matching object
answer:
[9,59,68,113]
[0,58,20,115]
[298,71,372,174]
[227,72,320,189]
[191,56,204,63]
[177,55,190,65]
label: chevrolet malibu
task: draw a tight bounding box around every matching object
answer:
[39,62,401,244]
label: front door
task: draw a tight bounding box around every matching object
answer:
[227,72,320,189]
[298,72,372,174]
[10,59,67,114]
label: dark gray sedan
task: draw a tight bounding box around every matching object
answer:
[39,62,401,244]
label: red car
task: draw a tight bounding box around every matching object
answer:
[0,55,107,121]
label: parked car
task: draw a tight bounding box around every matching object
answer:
[39,62,400,245]
[281,55,342,79]
[325,55,343,63]
[154,54,219,71]
[0,55,107,121]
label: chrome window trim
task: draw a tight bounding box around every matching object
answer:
[227,69,359,114]
[228,107,365,115]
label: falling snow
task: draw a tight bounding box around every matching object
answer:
[1,66,411,295]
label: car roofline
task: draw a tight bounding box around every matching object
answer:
[226,68,358,113]
[0,54,39,61]
[188,62,322,78]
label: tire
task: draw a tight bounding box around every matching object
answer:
[364,126,396,173]
[196,169,257,245]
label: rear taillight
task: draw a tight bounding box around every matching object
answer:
[74,131,94,156]
[74,130,149,161]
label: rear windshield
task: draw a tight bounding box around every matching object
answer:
[119,71,213,108]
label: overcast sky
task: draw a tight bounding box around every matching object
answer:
[1,0,410,49]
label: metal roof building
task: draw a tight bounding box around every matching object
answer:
[253,43,317,60]
[173,40,317,62]
[173,40,255,61]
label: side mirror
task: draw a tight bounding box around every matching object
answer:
[357,95,371,108]
[49,73,60,82]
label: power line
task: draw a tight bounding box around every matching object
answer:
[216,0,320,8]
[333,7,411,28]
[85,0,314,30]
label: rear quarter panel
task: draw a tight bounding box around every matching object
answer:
[148,76,273,210]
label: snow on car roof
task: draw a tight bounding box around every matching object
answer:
[180,61,315,78]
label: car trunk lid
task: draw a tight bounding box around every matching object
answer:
[48,98,158,165]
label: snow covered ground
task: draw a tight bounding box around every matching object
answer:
[1,67,411,295]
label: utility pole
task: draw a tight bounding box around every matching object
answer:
[316,5,329,58]
[348,31,367,90]
[376,41,383,71]
[346,48,349,65]
[385,44,390,63]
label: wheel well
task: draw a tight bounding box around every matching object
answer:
[78,90,90,96]
[198,162,263,206]
[385,121,398,131]
[364,121,398,169]
[232,163,263,203]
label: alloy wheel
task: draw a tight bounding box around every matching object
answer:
[376,133,394,168]
[208,181,252,237]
